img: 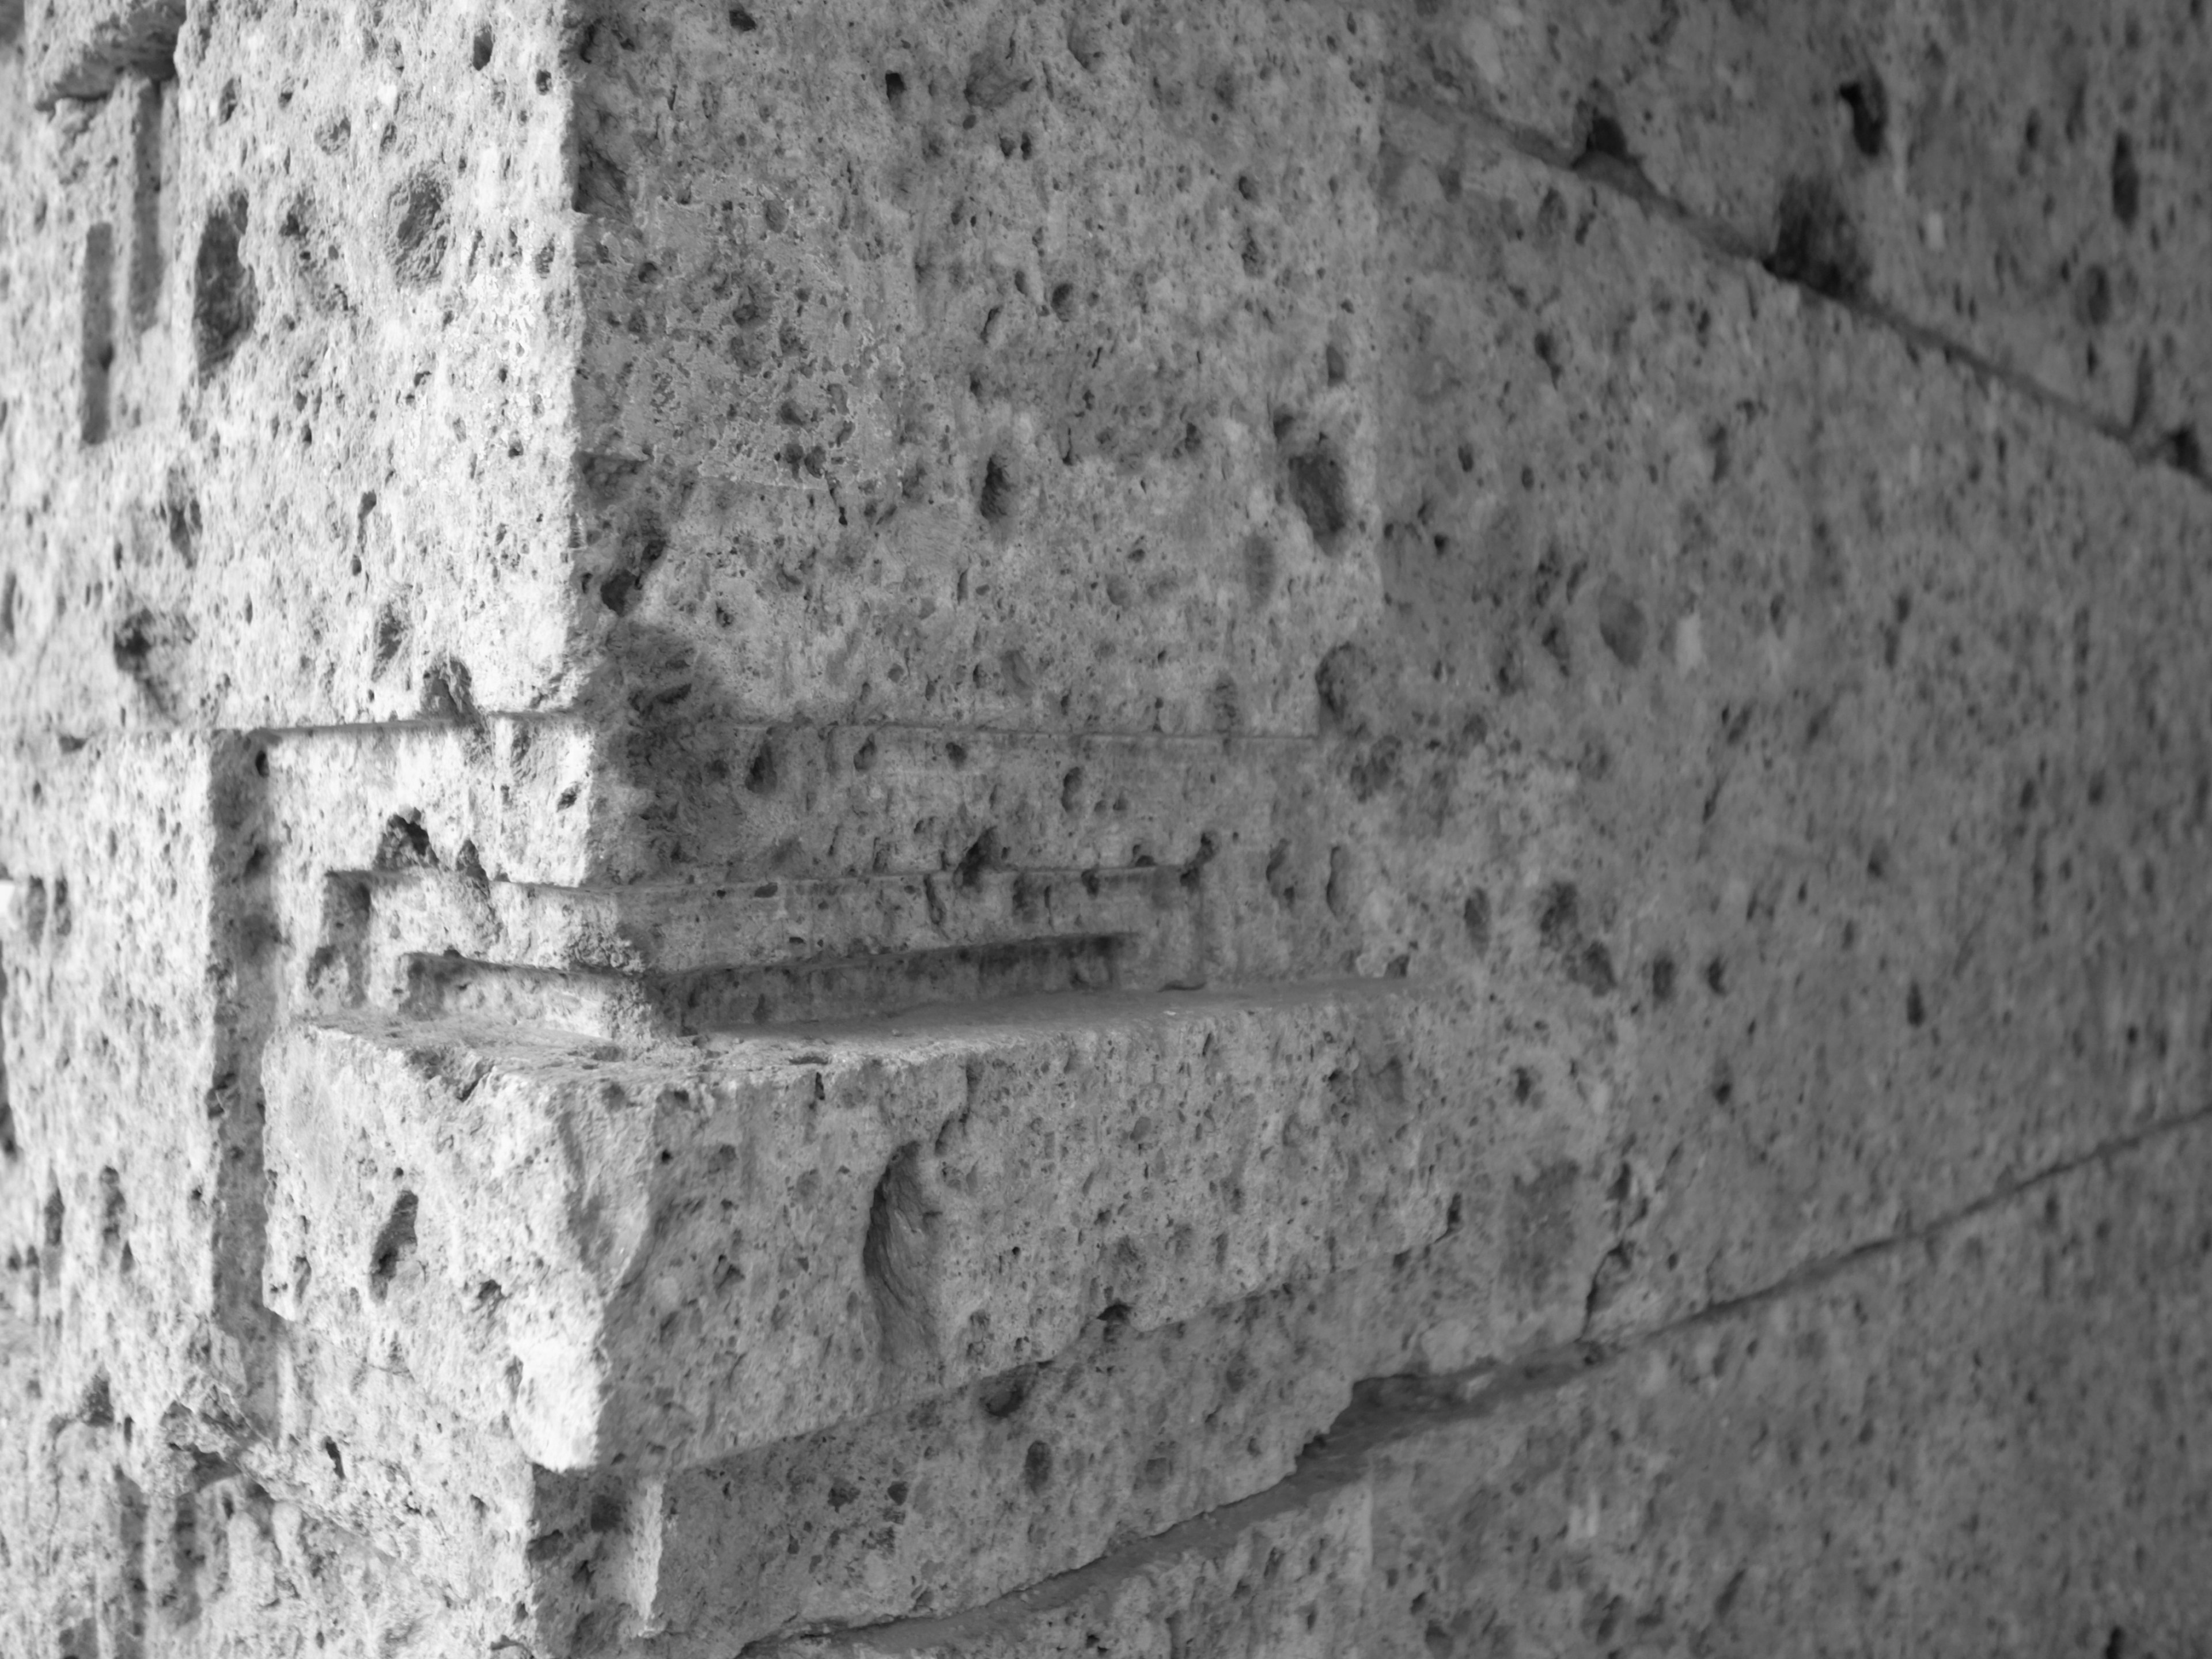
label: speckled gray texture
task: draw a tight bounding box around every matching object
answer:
[1395,0,2212,452]
[8,1,2212,1653]
[262,983,1447,1471]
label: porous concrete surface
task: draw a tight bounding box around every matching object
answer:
[573,0,1382,737]
[7,0,2212,1654]
[262,983,1450,1471]
[1397,0,2212,454]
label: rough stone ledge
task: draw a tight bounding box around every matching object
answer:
[262,979,1448,1472]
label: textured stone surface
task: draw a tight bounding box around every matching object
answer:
[9,0,2212,1652]
[623,1279,1362,1650]
[836,1108,2212,1659]
[3,0,586,732]
[785,1474,1373,1659]
[1393,0,2212,450]
[263,982,1448,1469]
[1355,1112,2212,1655]
[27,0,182,107]
[573,0,1383,737]
[1343,111,2212,1352]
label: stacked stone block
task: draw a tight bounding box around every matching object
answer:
[6,1,2212,1654]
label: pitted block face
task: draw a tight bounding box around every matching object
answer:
[260,979,1453,1472]
[567,0,1387,737]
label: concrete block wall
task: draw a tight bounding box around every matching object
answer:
[3,1,2211,1653]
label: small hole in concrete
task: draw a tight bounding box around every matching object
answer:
[1024,1440,1054,1491]
[368,1191,418,1300]
[1838,75,1886,158]
[1286,444,1349,548]
[1579,110,1631,165]
[1462,889,1491,953]
[745,738,778,794]
[192,195,257,379]
[80,224,116,445]
[389,172,451,287]
[979,453,1016,522]
[2156,426,2203,476]
[2112,133,2140,227]
[1766,177,1869,301]
[472,26,494,69]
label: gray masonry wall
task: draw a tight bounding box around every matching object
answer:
[3,1,2211,1654]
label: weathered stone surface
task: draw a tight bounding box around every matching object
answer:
[816,1107,2212,1659]
[1357,1112,2212,1654]
[603,1279,1362,1650]
[782,1473,1373,1659]
[9,0,2212,1651]
[0,733,246,1434]
[573,0,1384,737]
[263,981,1447,1469]
[1345,117,2212,1351]
[26,0,179,108]
[3,0,588,732]
[1392,0,2212,449]
[0,1305,498,1659]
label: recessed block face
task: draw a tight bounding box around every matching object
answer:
[1340,126,2212,1345]
[259,715,613,886]
[263,982,1449,1470]
[1396,0,2212,444]
[572,0,1384,733]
